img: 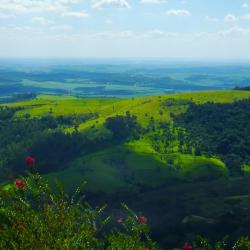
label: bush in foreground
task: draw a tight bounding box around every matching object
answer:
[0,169,157,250]
[1,158,250,250]
[192,236,250,250]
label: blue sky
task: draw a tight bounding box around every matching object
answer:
[1,0,250,59]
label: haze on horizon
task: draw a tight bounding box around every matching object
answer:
[1,0,250,60]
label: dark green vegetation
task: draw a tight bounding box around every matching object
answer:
[235,86,250,91]
[1,90,250,249]
[0,172,157,250]
[0,108,99,178]
[174,99,250,174]
[2,60,250,98]
[2,173,250,250]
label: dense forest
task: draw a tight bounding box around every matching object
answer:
[174,98,250,174]
[0,109,140,181]
[1,92,250,249]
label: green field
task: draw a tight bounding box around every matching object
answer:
[3,90,250,193]
[45,145,227,194]
[8,89,250,123]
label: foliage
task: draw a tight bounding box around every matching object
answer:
[0,111,102,179]
[175,99,250,173]
[0,171,158,250]
[105,112,141,141]
[235,86,250,91]
[1,91,250,249]
[193,236,250,250]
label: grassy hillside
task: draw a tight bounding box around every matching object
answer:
[3,90,249,193]
[7,90,250,124]
[2,89,250,249]
[45,145,226,194]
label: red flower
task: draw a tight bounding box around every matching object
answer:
[15,179,26,189]
[183,242,192,250]
[25,156,35,167]
[138,216,148,224]
[117,218,123,224]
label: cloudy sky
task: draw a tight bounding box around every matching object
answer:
[1,0,250,59]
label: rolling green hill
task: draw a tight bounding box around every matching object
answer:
[45,145,226,194]
[3,90,250,193]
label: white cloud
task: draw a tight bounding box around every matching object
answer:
[61,10,89,18]
[92,0,131,9]
[0,0,81,16]
[242,3,249,8]
[3,25,250,40]
[166,9,191,16]
[224,14,238,22]
[205,16,219,22]
[217,26,250,37]
[2,25,250,59]
[2,1,250,59]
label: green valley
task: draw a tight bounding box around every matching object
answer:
[4,90,248,191]
[1,89,250,249]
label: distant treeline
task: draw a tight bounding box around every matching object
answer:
[0,93,37,103]
[0,68,226,98]
[235,86,250,91]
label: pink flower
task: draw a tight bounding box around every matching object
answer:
[15,179,26,189]
[25,156,35,167]
[183,242,192,250]
[138,216,148,224]
[117,218,123,224]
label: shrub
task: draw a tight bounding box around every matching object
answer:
[105,115,141,142]
[0,169,158,249]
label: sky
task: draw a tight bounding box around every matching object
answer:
[1,0,250,59]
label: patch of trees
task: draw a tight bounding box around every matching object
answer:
[6,128,113,177]
[56,113,99,127]
[105,112,142,142]
[174,99,250,173]
[0,93,37,104]
[0,109,142,180]
[0,111,101,180]
[29,131,94,174]
[235,86,250,91]
[0,107,21,121]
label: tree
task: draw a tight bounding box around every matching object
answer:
[105,115,141,142]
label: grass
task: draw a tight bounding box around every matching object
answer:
[4,90,250,136]
[242,164,250,173]
[44,144,227,194]
[3,90,250,193]
[45,145,169,194]
[173,153,227,178]
[6,90,250,119]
